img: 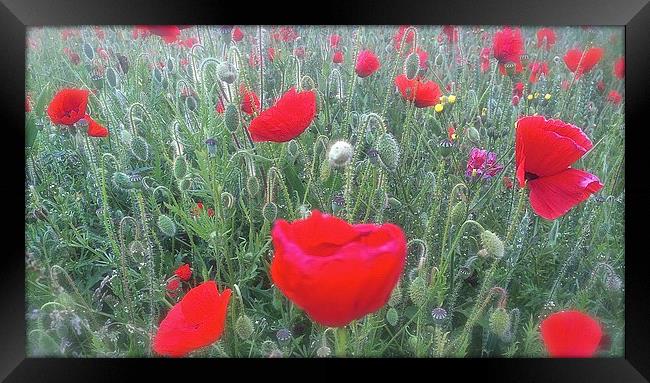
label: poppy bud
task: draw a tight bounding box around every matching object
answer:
[408,276,427,307]
[246,175,260,196]
[604,273,622,292]
[217,62,238,84]
[262,202,278,222]
[178,177,192,192]
[82,42,94,61]
[480,230,504,259]
[386,307,399,326]
[130,136,150,162]
[468,126,480,142]
[504,62,517,77]
[387,197,402,211]
[439,139,454,157]
[331,194,345,215]
[434,54,444,67]
[106,67,118,88]
[235,314,255,340]
[173,155,188,179]
[129,240,146,258]
[520,54,530,68]
[328,140,354,168]
[205,138,218,157]
[388,283,402,307]
[450,200,467,226]
[153,67,164,84]
[166,57,175,73]
[112,171,134,191]
[377,133,400,171]
[489,307,511,337]
[287,140,300,161]
[185,96,198,112]
[157,214,176,237]
[404,52,420,80]
[224,103,240,133]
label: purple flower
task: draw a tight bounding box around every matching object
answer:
[466,147,504,180]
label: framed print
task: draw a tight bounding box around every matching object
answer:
[2,0,650,381]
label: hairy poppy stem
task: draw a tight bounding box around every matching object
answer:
[334,327,348,357]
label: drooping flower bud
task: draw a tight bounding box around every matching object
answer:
[408,276,427,307]
[224,103,240,133]
[235,314,255,340]
[246,175,260,196]
[217,62,238,84]
[480,230,505,259]
[404,51,420,80]
[173,155,188,179]
[130,136,150,162]
[377,132,400,171]
[489,307,511,337]
[327,140,354,168]
[450,200,467,226]
[468,126,480,142]
[386,307,399,326]
[112,171,134,191]
[262,201,278,222]
[388,283,402,307]
[157,214,176,237]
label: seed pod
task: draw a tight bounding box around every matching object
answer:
[217,62,238,84]
[480,230,504,259]
[173,156,188,180]
[386,307,399,326]
[377,133,400,171]
[112,172,134,191]
[388,284,402,307]
[262,202,278,222]
[224,104,240,133]
[450,200,467,226]
[439,139,454,157]
[235,315,255,340]
[157,214,176,237]
[316,345,332,357]
[408,276,427,307]
[130,136,149,162]
[246,176,260,196]
[489,307,511,337]
[404,51,420,80]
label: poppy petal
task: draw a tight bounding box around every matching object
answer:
[528,168,603,220]
[540,310,603,357]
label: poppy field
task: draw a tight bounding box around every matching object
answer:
[25,25,625,358]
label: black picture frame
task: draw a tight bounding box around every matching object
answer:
[2,0,649,381]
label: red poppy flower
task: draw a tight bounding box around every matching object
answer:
[179,37,199,49]
[540,310,603,357]
[607,90,622,105]
[480,47,491,73]
[394,74,442,108]
[332,50,344,64]
[613,57,625,80]
[272,26,298,42]
[85,115,109,137]
[355,50,381,78]
[65,49,81,65]
[166,278,180,294]
[180,57,189,67]
[140,25,181,44]
[97,47,110,61]
[270,210,407,327]
[503,176,514,189]
[175,264,192,281]
[448,126,457,140]
[596,80,606,93]
[329,34,341,48]
[561,79,570,91]
[393,25,415,52]
[415,48,429,71]
[267,47,276,62]
[25,95,32,113]
[492,27,524,66]
[536,28,556,50]
[293,47,305,59]
[248,87,316,143]
[513,82,524,98]
[515,116,603,220]
[441,25,459,44]
[529,62,549,83]
[47,88,89,126]
[563,47,604,78]
[207,208,215,217]
[231,27,244,42]
[215,98,225,114]
[239,85,260,115]
[153,281,231,357]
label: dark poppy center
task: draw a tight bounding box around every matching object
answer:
[525,172,539,181]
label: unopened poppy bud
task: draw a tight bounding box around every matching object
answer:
[157,214,176,237]
[129,240,146,258]
[224,103,240,133]
[450,200,467,226]
[504,62,517,77]
[112,171,134,191]
[468,126,480,142]
[119,129,133,145]
[82,42,94,61]
[439,139,455,157]
[489,307,511,337]
[178,177,192,192]
[185,96,198,112]
[153,67,164,84]
[287,140,300,161]
[408,276,427,307]
[262,202,278,222]
[106,67,118,88]
[328,140,354,168]
[235,314,254,340]
[173,155,188,179]
[246,176,260,196]
[388,283,402,307]
[130,136,150,162]
[520,54,530,68]
[605,273,622,292]
[404,52,420,80]
[221,191,234,210]
[166,57,175,73]
[331,194,345,215]
[205,138,218,157]
[387,197,402,210]
[434,54,444,66]
[386,307,399,326]
[377,133,400,171]
[480,230,504,259]
[217,62,238,84]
